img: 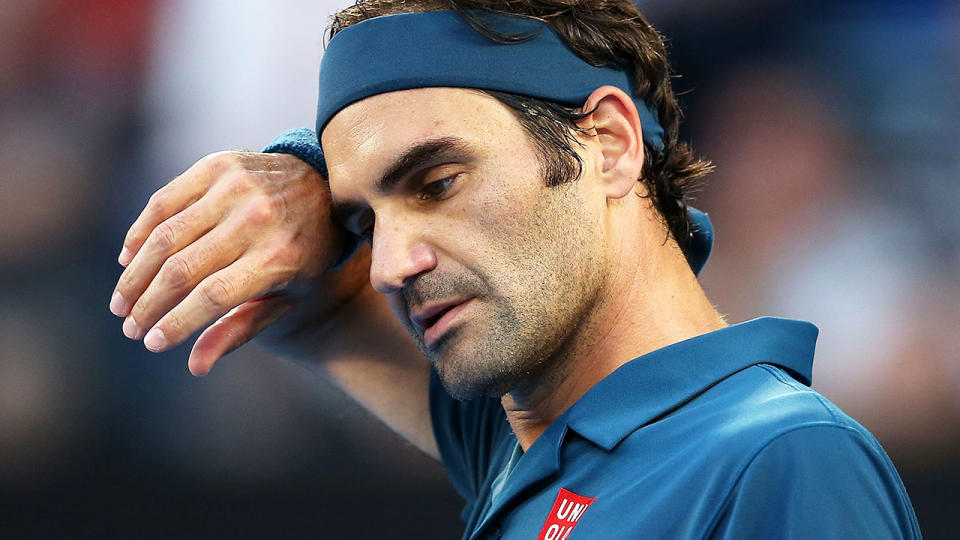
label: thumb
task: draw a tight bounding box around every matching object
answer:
[188,294,294,376]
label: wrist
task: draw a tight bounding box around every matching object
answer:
[263,128,360,268]
[263,128,328,178]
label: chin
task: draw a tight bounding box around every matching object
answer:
[433,349,532,401]
[424,312,552,400]
[435,368,513,401]
[428,334,510,400]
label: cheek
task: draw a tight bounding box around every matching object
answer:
[472,182,593,290]
[438,140,601,295]
[466,174,540,255]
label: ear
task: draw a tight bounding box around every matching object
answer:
[578,86,644,200]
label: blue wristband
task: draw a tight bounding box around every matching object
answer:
[263,127,328,178]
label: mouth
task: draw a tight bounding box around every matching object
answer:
[411,298,474,348]
[419,307,453,329]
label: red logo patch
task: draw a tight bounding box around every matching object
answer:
[536,488,597,540]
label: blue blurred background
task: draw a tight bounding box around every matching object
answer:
[1,0,957,537]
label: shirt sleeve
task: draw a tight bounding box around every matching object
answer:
[429,369,515,518]
[708,424,922,539]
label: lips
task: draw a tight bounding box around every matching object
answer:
[411,299,467,330]
[411,298,474,347]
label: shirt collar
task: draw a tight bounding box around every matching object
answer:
[563,317,818,451]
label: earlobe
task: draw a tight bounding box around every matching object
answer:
[579,86,645,200]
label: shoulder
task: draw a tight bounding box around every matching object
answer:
[691,364,922,539]
[704,423,921,539]
[682,362,871,454]
[687,362,899,492]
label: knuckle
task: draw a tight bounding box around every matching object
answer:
[200,276,235,310]
[161,255,194,290]
[270,241,302,268]
[244,195,277,225]
[132,294,151,319]
[116,272,134,295]
[202,150,238,171]
[264,244,302,289]
[151,220,181,253]
[124,224,144,247]
[147,189,170,215]
[226,171,258,197]
[159,311,185,338]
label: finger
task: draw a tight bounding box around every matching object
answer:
[112,194,226,318]
[118,152,232,266]
[122,205,256,339]
[141,246,292,353]
[187,295,294,377]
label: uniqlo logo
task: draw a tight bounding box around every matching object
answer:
[536,488,597,540]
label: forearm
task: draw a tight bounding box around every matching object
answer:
[316,284,436,459]
[256,248,438,459]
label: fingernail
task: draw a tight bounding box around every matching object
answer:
[144,328,167,352]
[109,291,127,316]
[118,246,132,266]
[123,316,140,339]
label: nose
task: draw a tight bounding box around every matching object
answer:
[368,219,438,294]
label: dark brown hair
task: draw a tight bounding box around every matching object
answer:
[329,0,713,262]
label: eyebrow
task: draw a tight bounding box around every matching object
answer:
[331,136,474,231]
[375,136,472,194]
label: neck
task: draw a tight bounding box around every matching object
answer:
[502,209,726,451]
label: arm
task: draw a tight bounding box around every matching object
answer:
[260,249,438,458]
[109,135,438,458]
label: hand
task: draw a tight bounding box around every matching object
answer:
[110,151,350,375]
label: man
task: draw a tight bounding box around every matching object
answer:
[109,1,921,538]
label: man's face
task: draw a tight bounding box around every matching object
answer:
[322,88,609,399]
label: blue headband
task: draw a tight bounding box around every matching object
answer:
[308,10,713,274]
[317,11,664,149]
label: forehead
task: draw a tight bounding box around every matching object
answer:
[320,87,521,199]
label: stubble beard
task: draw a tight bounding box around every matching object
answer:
[402,181,604,401]
[401,268,539,400]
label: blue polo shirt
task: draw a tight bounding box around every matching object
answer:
[429,317,921,539]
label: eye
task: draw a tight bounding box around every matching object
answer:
[418,174,459,201]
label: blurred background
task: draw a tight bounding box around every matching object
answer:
[0,0,956,537]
